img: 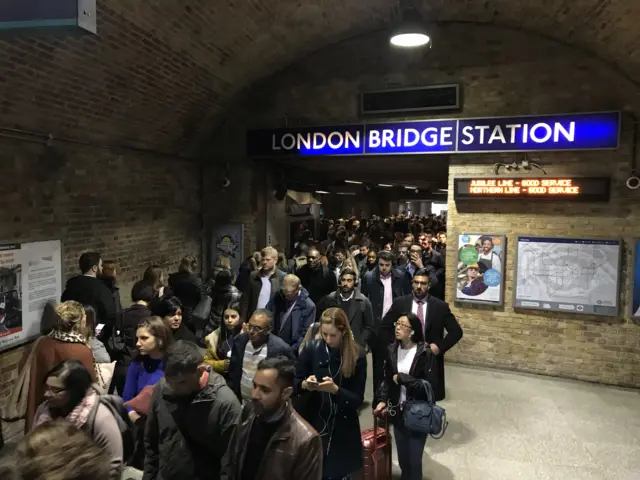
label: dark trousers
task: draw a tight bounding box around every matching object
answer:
[394,424,427,480]
[371,348,384,404]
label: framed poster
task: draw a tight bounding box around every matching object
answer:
[514,236,621,316]
[456,234,506,306]
[211,223,244,274]
[631,240,640,319]
[0,240,62,352]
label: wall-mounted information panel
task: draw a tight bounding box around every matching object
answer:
[453,177,610,202]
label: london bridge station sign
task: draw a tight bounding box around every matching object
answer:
[247,112,620,156]
[453,177,611,202]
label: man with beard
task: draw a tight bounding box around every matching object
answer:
[144,340,241,480]
[221,357,322,480]
[296,247,337,304]
[380,269,463,401]
[477,236,502,273]
[61,252,116,338]
[316,268,374,348]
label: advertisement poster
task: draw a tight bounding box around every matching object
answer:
[456,234,506,306]
[211,224,244,274]
[0,240,62,352]
[632,240,640,318]
[514,237,620,316]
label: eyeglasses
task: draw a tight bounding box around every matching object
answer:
[45,385,67,395]
[247,324,269,334]
[394,322,412,330]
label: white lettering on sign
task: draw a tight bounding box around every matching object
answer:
[369,130,381,148]
[345,131,361,150]
[313,132,326,149]
[404,128,420,147]
[272,131,362,151]
[441,127,454,146]
[327,131,343,149]
[282,133,296,150]
[460,121,577,147]
[488,125,507,144]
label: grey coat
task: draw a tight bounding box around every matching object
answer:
[143,370,241,480]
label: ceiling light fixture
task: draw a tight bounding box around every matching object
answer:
[344,180,363,184]
[438,189,448,192]
[378,183,394,187]
[315,190,330,194]
[404,185,418,190]
[390,3,430,49]
[337,192,356,196]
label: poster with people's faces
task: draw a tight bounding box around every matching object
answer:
[456,234,506,306]
[632,240,640,319]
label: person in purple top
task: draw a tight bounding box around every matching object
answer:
[122,316,173,469]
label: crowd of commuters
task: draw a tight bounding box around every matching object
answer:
[0,212,462,480]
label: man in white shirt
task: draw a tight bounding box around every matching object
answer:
[240,246,286,321]
[380,269,463,401]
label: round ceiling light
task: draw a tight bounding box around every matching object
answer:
[390,32,430,48]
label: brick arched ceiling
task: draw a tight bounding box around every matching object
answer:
[0,0,637,157]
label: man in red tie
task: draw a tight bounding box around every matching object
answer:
[379,269,463,401]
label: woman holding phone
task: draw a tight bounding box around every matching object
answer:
[295,307,366,480]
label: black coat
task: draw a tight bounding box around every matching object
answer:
[361,267,408,346]
[380,295,463,401]
[239,269,286,321]
[294,339,366,479]
[316,291,374,348]
[378,342,439,426]
[296,264,337,305]
[168,271,204,329]
[227,333,295,401]
[144,371,242,480]
[61,275,116,328]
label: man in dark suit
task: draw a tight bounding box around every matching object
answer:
[228,309,295,402]
[240,246,286,321]
[316,268,374,348]
[380,268,463,401]
[296,247,337,304]
[361,250,409,401]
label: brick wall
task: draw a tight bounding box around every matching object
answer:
[0,139,201,443]
[216,23,640,387]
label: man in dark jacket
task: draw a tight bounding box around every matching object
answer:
[296,247,337,304]
[316,268,374,349]
[61,252,116,332]
[221,357,323,480]
[240,247,286,321]
[144,340,241,480]
[168,255,204,332]
[361,251,408,401]
[228,309,295,402]
[380,269,463,401]
[266,274,316,352]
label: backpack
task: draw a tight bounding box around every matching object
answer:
[88,394,136,463]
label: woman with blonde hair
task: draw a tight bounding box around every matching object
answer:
[295,307,366,479]
[14,301,97,432]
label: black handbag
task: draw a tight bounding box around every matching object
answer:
[402,379,448,438]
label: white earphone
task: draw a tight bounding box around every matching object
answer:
[411,331,415,336]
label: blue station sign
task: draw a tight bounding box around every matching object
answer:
[247,111,620,157]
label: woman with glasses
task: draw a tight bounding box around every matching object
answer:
[295,307,366,480]
[32,360,124,480]
[373,313,438,480]
[227,309,295,403]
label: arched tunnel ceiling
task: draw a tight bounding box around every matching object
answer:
[0,0,638,156]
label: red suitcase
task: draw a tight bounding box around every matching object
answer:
[361,415,393,480]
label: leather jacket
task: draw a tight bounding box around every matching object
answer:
[221,402,323,480]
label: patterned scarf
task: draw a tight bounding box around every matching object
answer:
[47,329,105,388]
[34,387,99,429]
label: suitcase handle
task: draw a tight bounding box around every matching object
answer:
[372,414,389,450]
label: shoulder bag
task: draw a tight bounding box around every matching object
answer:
[402,379,448,438]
